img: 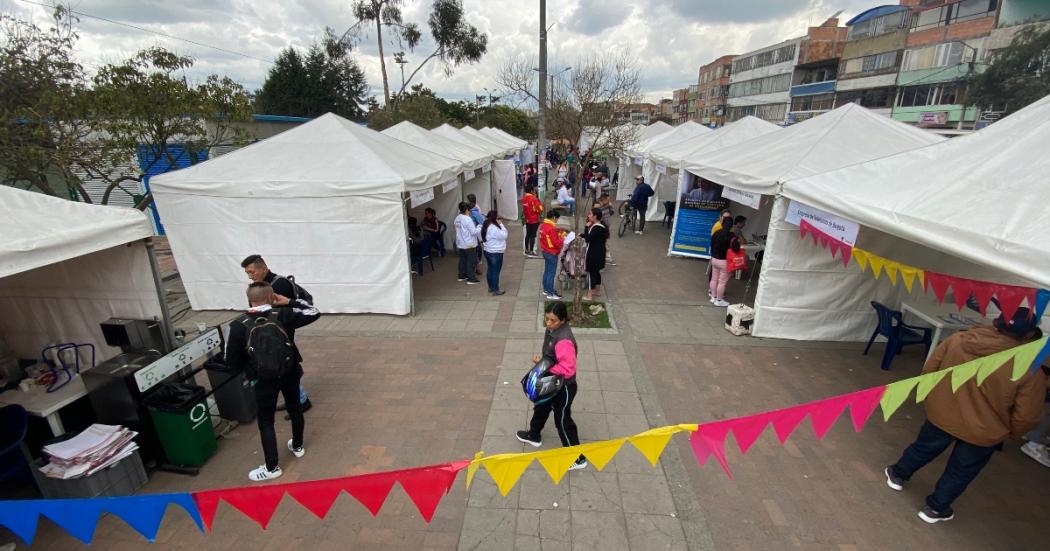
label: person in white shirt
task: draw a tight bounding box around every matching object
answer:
[556,181,576,215]
[454,202,481,284]
[480,210,508,295]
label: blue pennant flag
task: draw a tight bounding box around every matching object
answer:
[1035,289,1050,320]
[0,500,41,545]
[105,494,184,542]
[37,498,105,544]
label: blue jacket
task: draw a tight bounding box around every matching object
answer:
[630,183,654,208]
[469,206,485,225]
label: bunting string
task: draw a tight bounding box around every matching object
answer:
[3,338,1045,545]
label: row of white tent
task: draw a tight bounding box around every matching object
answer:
[603,95,1050,342]
[150,116,530,315]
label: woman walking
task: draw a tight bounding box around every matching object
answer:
[709,223,741,307]
[582,208,608,301]
[516,302,587,471]
[481,210,508,296]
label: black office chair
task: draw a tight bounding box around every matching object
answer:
[863,301,933,370]
[0,405,31,483]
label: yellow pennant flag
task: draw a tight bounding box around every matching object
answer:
[535,447,583,485]
[627,425,697,467]
[868,254,886,280]
[1010,336,1048,381]
[881,377,920,421]
[915,369,949,402]
[899,266,920,293]
[883,261,900,285]
[852,248,870,272]
[481,454,534,496]
[466,451,485,488]
[577,439,627,471]
[917,269,925,289]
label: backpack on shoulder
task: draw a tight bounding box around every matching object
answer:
[244,312,295,381]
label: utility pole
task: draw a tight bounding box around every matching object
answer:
[538,0,547,178]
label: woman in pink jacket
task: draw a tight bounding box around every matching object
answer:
[516,302,588,471]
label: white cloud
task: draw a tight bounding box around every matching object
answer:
[4,0,875,105]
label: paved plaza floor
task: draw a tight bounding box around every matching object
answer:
[16,220,1050,550]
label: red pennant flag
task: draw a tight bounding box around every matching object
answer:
[286,479,345,520]
[847,387,887,432]
[806,396,850,440]
[969,280,996,315]
[838,242,853,268]
[727,412,773,454]
[799,220,813,241]
[995,285,1035,321]
[925,272,951,304]
[689,422,733,479]
[342,471,397,516]
[770,405,809,444]
[948,276,974,311]
[396,464,462,523]
[193,485,287,530]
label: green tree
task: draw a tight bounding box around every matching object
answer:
[257,28,369,120]
[477,104,536,139]
[969,24,1050,114]
[350,0,421,105]
[395,0,487,98]
[367,84,448,130]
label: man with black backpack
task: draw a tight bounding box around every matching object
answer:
[242,254,314,415]
[225,281,320,481]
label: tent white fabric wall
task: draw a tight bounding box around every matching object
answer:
[614,123,673,201]
[464,170,493,214]
[461,127,516,157]
[432,124,506,158]
[152,113,463,315]
[492,160,519,219]
[407,182,461,252]
[383,121,492,171]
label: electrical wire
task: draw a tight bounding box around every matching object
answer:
[12,0,274,64]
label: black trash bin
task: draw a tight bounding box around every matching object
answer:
[204,357,257,423]
[143,383,216,467]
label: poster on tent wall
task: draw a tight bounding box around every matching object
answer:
[784,200,859,246]
[721,187,761,210]
[668,170,723,258]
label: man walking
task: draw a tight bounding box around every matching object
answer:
[225,282,320,481]
[454,201,481,285]
[884,308,1046,523]
[242,255,314,414]
[629,175,654,235]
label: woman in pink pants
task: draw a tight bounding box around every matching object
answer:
[709,224,740,307]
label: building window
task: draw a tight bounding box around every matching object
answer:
[912,0,999,31]
[728,73,792,98]
[842,51,900,77]
[800,67,837,84]
[791,93,835,112]
[837,87,894,108]
[847,9,908,40]
[896,84,962,107]
[732,44,798,74]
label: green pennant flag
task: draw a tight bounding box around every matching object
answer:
[950,360,980,392]
[880,377,920,421]
[1010,337,1048,381]
[974,348,1016,386]
[915,370,949,402]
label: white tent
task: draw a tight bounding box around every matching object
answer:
[630,122,712,221]
[461,126,517,157]
[752,95,1050,341]
[650,116,782,168]
[151,113,463,315]
[0,186,169,360]
[615,121,674,201]
[431,124,503,212]
[481,127,527,149]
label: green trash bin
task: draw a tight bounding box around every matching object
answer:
[145,383,216,467]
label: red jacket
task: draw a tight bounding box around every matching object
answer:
[539,219,564,255]
[521,193,543,224]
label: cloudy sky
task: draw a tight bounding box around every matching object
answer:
[3,0,876,105]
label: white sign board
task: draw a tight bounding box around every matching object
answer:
[633,157,643,166]
[482,164,491,174]
[134,328,221,393]
[785,200,859,246]
[410,187,435,208]
[442,180,458,193]
[462,170,474,180]
[721,187,762,210]
[655,164,667,175]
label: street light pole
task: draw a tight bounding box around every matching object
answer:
[538,0,547,174]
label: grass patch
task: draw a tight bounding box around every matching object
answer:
[544,300,612,329]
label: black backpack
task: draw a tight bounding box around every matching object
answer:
[244,312,295,381]
[277,274,314,305]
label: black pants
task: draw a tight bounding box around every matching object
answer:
[524,223,540,253]
[458,246,479,282]
[527,381,580,447]
[890,420,998,512]
[636,207,647,231]
[588,268,601,289]
[255,371,304,470]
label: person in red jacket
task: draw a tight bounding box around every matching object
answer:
[539,211,565,299]
[521,185,544,258]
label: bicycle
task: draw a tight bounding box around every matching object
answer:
[618,201,636,238]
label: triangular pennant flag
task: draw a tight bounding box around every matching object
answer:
[689,424,733,479]
[948,276,974,311]
[838,242,853,268]
[950,360,980,392]
[806,395,850,439]
[970,280,996,315]
[899,266,919,293]
[577,438,626,471]
[37,499,105,544]
[170,493,204,533]
[203,485,287,530]
[536,447,584,485]
[883,260,900,286]
[917,269,925,290]
[995,284,1027,321]
[880,377,920,421]
[192,491,220,532]
[480,454,534,496]
[0,500,41,545]
[627,426,684,466]
[342,471,398,516]
[465,451,484,488]
[974,348,1016,386]
[799,219,813,241]
[1035,289,1050,319]
[1011,337,1049,380]
[846,387,886,432]
[852,248,870,272]
[915,370,949,402]
[926,272,951,304]
[726,413,773,454]
[817,232,832,250]
[285,478,345,520]
[868,254,886,280]
[770,405,810,444]
[104,494,185,543]
[1031,338,1050,377]
[396,463,462,523]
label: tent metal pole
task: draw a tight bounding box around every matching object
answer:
[144,237,176,353]
[403,194,415,316]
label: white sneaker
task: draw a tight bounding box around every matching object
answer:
[287,439,305,459]
[1021,442,1050,468]
[634,231,641,235]
[568,458,588,471]
[248,464,282,482]
[712,299,730,307]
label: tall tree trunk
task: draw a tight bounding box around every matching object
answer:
[375,14,390,104]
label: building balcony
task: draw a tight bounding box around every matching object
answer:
[790,80,837,97]
[891,104,979,126]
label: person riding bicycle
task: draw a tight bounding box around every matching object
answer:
[628,176,654,235]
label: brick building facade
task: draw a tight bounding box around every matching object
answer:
[697,55,735,127]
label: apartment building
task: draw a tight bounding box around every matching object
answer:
[672,88,690,125]
[697,55,735,127]
[835,4,914,116]
[727,38,804,124]
[620,103,660,125]
[788,17,849,123]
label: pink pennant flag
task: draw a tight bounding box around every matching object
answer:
[799,220,813,241]
[837,242,854,268]
[689,422,734,479]
[846,387,887,432]
[193,485,287,531]
[948,276,974,311]
[396,463,463,523]
[925,272,951,304]
[727,412,774,455]
[286,479,346,520]
[770,405,810,444]
[806,396,850,440]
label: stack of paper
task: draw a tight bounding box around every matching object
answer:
[38,424,139,479]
